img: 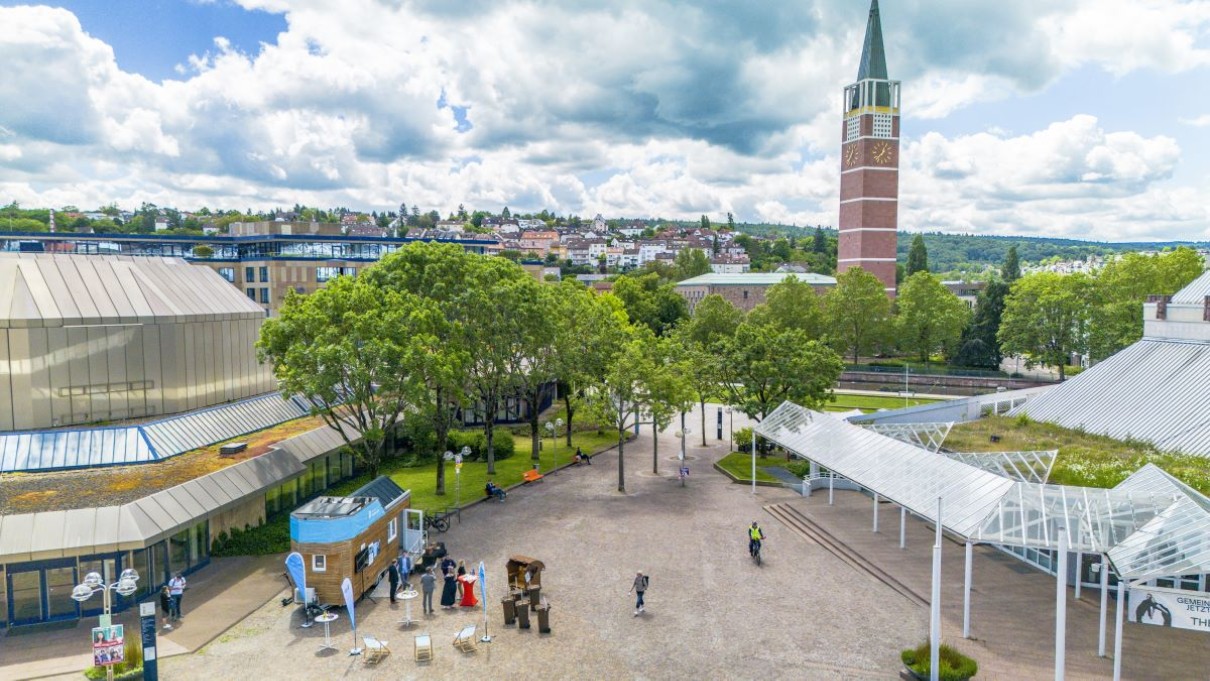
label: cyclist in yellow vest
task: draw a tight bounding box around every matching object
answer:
[748,522,765,557]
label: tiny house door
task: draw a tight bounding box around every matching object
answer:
[402,509,425,557]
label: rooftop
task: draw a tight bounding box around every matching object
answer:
[675,272,837,287]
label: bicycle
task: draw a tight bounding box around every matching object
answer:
[425,513,451,533]
[750,540,762,566]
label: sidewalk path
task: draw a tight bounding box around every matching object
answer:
[0,554,288,681]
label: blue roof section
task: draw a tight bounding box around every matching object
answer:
[0,393,312,473]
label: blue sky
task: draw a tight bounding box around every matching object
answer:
[0,0,1208,241]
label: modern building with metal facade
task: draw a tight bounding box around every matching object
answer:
[0,253,274,431]
[0,227,496,316]
[0,426,359,628]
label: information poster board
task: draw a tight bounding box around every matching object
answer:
[1128,585,1210,632]
[91,624,124,666]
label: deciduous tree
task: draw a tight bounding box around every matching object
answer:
[824,268,892,364]
[895,272,970,362]
[998,272,1094,380]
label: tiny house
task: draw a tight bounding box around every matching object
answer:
[290,477,421,605]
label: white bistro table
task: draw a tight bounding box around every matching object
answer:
[397,589,420,627]
[314,612,339,652]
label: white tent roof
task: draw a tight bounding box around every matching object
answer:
[756,401,1210,581]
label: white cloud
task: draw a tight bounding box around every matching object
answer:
[0,1,1207,241]
[1179,114,1210,127]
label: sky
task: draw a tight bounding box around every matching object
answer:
[0,0,1208,242]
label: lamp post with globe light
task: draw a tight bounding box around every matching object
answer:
[73,568,139,681]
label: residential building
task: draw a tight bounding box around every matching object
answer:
[711,254,751,273]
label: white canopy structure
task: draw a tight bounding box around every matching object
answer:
[755,401,1210,581]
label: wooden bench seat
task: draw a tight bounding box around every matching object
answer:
[522,469,544,483]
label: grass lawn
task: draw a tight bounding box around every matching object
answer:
[331,429,621,514]
[825,392,942,413]
[947,416,1210,494]
[715,452,786,483]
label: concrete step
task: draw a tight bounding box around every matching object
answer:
[764,502,929,609]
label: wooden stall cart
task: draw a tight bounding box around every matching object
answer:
[291,477,413,605]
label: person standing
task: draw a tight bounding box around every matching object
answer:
[629,571,649,616]
[387,559,400,604]
[439,556,457,609]
[158,585,174,631]
[400,551,413,590]
[420,567,437,614]
[168,572,187,621]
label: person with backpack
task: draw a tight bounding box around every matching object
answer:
[629,571,649,616]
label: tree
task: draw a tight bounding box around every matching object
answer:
[895,272,970,362]
[717,320,845,425]
[258,276,446,478]
[552,282,630,446]
[700,215,710,231]
[812,226,828,255]
[906,234,929,276]
[676,294,742,445]
[746,275,824,338]
[611,272,688,336]
[361,242,475,495]
[726,212,735,230]
[587,326,683,493]
[998,272,1094,380]
[673,248,712,280]
[502,206,511,219]
[954,280,1009,369]
[1087,248,1204,361]
[506,279,564,462]
[1002,245,1021,283]
[824,268,892,364]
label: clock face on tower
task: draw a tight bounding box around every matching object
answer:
[871,141,894,165]
[843,144,859,168]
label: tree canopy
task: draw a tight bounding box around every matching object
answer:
[998,271,1094,380]
[825,268,892,364]
[895,272,970,362]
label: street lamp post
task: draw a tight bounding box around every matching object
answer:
[725,407,733,452]
[72,568,140,681]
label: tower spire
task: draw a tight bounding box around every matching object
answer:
[857,0,888,81]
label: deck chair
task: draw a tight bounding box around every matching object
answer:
[363,636,390,664]
[453,624,478,653]
[414,632,433,662]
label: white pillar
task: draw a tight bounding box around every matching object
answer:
[751,430,757,495]
[963,541,973,639]
[900,506,906,549]
[1055,530,1068,681]
[1113,579,1126,681]
[1074,526,1083,601]
[828,472,834,505]
[1098,555,1109,658]
[873,493,879,533]
[929,497,942,681]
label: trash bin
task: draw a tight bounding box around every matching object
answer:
[501,595,517,626]
[516,601,531,629]
[535,599,551,634]
[526,585,541,610]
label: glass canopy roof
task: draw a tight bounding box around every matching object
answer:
[757,401,1210,581]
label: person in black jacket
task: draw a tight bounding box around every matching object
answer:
[387,560,400,604]
[159,585,174,630]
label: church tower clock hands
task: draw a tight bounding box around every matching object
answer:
[839,0,901,295]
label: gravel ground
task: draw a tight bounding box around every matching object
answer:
[159,423,924,680]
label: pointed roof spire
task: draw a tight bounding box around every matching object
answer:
[857,0,888,81]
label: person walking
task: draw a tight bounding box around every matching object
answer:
[420,567,437,614]
[387,559,400,604]
[629,571,649,616]
[168,572,187,621]
[158,585,174,631]
[439,556,457,609]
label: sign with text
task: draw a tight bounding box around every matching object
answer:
[1128,585,1210,633]
[140,601,159,681]
[91,624,124,667]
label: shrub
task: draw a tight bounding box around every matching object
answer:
[210,515,291,557]
[785,460,812,478]
[732,427,756,452]
[447,430,516,462]
[901,642,977,681]
[1014,412,1031,428]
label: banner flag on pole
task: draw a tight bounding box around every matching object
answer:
[285,552,307,602]
[341,577,356,631]
[478,561,490,642]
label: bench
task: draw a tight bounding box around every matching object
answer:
[522,469,544,484]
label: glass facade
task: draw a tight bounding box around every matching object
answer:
[265,452,356,520]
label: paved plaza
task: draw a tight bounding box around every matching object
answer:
[9,409,1209,680]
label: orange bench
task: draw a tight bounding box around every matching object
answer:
[522,469,544,484]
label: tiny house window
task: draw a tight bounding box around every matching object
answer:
[312,554,326,572]
[388,518,398,542]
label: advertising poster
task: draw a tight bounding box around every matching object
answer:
[91,624,124,666]
[1128,585,1210,632]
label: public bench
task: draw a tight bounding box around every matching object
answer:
[522,469,544,483]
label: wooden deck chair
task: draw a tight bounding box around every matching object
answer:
[453,624,478,653]
[363,636,390,664]
[414,632,433,662]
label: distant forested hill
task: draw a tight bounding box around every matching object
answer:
[729,223,1207,276]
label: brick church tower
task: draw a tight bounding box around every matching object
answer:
[838,0,900,294]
